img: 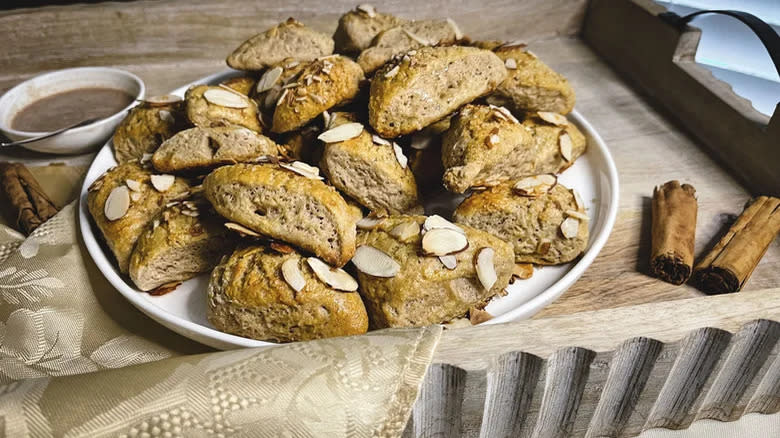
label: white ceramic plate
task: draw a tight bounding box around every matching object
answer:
[79,70,619,350]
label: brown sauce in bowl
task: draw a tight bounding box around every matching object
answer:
[12,87,136,132]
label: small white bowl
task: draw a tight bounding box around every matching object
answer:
[0,67,144,155]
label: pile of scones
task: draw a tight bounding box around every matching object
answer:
[88,5,590,342]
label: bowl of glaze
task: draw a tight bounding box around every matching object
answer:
[0,67,144,155]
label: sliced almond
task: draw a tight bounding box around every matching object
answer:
[104,186,130,221]
[352,245,400,278]
[573,189,585,211]
[469,307,493,325]
[486,134,500,147]
[537,239,552,255]
[489,105,519,124]
[281,258,306,293]
[322,110,331,128]
[372,134,391,146]
[148,281,181,296]
[140,153,153,164]
[390,221,420,242]
[279,162,324,180]
[501,40,527,49]
[158,110,175,124]
[446,18,463,40]
[512,174,557,197]
[291,161,320,176]
[475,247,497,291]
[565,210,589,221]
[537,111,568,126]
[357,216,383,230]
[150,174,175,192]
[145,94,182,105]
[393,143,408,169]
[403,29,432,46]
[256,66,283,94]
[423,215,465,235]
[356,3,376,17]
[559,132,573,162]
[422,228,469,256]
[269,242,294,254]
[152,219,160,230]
[125,179,142,192]
[203,88,249,108]
[181,210,199,217]
[224,222,261,237]
[317,122,364,143]
[512,263,534,280]
[504,58,517,69]
[306,257,358,292]
[410,133,433,150]
[439,255,457,270]
[276,89,289,107]
[560,217,580,239]
[384,65,400,79]
[129,192,142,202]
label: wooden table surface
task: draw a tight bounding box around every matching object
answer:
[0,0,777,320]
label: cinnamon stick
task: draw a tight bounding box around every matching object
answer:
[650,181,697,285]
[692,196,780,294]
[0,162,59,235]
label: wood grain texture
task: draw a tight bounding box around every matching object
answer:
[413,305,780,436]
[0,1,776,316]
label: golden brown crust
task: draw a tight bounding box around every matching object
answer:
[487,47,575,114]
[369,46,507,137]
[227,18,335,71]
[271,55,364,133]
[208,245,368,342]
[87,163,191,273]
[152,126,279,173]
[203,163,358,266]
[128,200,236,291]
[219,76,257,96]
[113,100,186,163]
[355,215,514,328]
[454,183,589,264]
[185,85,263,132]
[522,114,587,173]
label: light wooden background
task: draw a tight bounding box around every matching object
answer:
[0,0,777,319]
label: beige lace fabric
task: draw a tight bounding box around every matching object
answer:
[0,203,442,437]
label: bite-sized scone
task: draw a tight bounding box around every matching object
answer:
[319,118,420,214]
[112,97,186,163]
[440,104,531,193]
[87,163,190,273]
[203,163,358,267]
[128,199,236,291]
[185,85,263,132]
[353,215,514,328]
[152,126,278,173]
[486,44,575,115]
[369,46,506,137]
[227,18,335,71]
[523,112,587,173]
[454,181,589,264]
[356,19,460,74]
[271,55,365,133]
[208,245,368,342]
[220,76,257,96]
[333,5,406,54]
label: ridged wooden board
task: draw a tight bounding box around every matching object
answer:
[407,319,779,437]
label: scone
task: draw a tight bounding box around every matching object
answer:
[523,112,587,173]
[454,181,589,264]
[128,199,236,291]
[185,85,263,132]
[440,104,532,193]
[356,19,460,74]
[319,119,420,214]
[220,76,257,96]
[369,46,506,137]
[208,245,368,342]
[203,163,358,267]
[486,44,576,115]
[152,126,278,173]
[227,18,334,71]
[271,55,364,133]
[333,5,406,54]
[353,215,514,328]
[112,97,185,163]
[87,163,190,273]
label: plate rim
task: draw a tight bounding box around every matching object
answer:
[78,69,620,349]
